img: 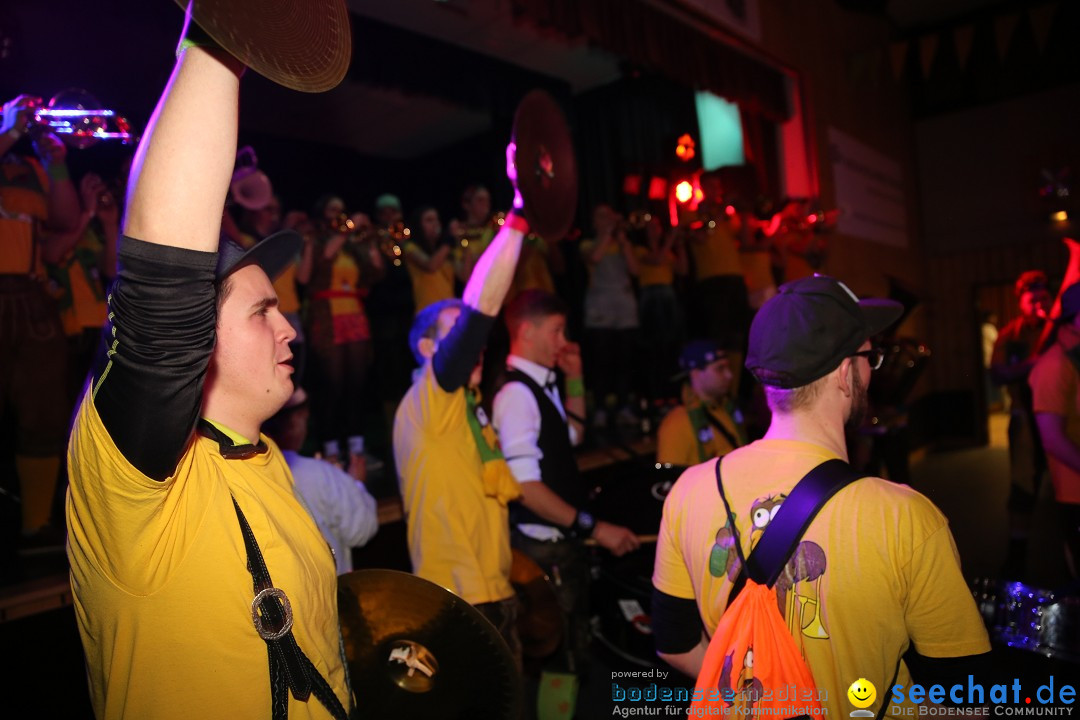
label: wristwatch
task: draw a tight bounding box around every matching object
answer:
[571,510,595,538]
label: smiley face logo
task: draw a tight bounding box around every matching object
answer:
[847,678,877,709]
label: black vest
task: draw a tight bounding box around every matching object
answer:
[497,368,583,528]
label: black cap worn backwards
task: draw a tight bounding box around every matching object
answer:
[746,275,904,389]
[215,230,301,281]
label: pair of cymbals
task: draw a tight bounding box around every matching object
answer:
[173,3,578,237]
[172,0,351,92]
[338,569,522,720]
[513,90,579,243]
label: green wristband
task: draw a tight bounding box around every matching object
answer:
[566,377,585,398]
[176,16,222,58]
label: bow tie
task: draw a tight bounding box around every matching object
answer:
[543,371,558,393]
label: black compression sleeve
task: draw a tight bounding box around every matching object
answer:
[903,649,994,700]
[432,305,495,393]
[651,587,704,654]
[90,236,218,481]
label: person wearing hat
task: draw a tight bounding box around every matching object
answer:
[656,338,747,467]
[1,93,80,555]
[1029,281,1080,579]
[65,15,353,720]
[651,275,989,716]
[393,144,531,667]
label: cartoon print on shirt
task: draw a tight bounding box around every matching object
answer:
[708,493,830,639]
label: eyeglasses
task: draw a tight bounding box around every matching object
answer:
[850,347,885,370]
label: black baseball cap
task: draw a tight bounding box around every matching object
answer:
[746,275,903,388]
[678,338,739,374]
[215,230,301,281]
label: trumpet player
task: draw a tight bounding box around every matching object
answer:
[1,93,81,554]
[299,194,381,467]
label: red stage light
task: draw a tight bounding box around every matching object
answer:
[675,181,694,204]
[648,176,668,200]
[725,205,736,216]
[623,174,642,195]
[675,133,696,162]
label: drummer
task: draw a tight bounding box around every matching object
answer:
[492,289,638,713]
[393,150,529,665]
[65,11,353,720]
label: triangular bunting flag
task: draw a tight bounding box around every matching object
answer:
[920,34,939,79]
[1029,3,1058,54]
[890,40,908,80]
[994,12,1019,62]
[954,24,975,71]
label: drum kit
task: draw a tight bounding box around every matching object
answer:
[971,577,1080,662]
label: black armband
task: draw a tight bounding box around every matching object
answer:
[651,587,704,655]
[432,305,495,393]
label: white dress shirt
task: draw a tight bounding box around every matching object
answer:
[284,450,379,575]
[493,355,581,541]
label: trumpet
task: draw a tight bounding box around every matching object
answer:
[31,89,135,149]
[624,210,653,230]
[375,222,411,267]
[455,211,506,249]
[331,213,357,234]
[346,220,411,267]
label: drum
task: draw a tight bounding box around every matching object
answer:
[588,460,686,667]
[510,549,564,660]
[588,459,686,535]
[592,547,660,668]
[971,577,1080,662]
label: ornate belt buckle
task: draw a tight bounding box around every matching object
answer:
[251,586,294,641]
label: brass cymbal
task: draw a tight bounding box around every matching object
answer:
[338,569,522,720]
[510,549,564,660]
[513,90,578,242]
[171,0,352,93]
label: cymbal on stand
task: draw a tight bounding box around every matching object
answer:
[172,0,352,92]
[513,90,578,242]
[338,569,523,720]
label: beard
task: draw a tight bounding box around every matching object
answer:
[845,365,869,432]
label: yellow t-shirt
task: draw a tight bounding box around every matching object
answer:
[51,225,108,335]
[0,155,50,276]
[509,235,555,300]
[404,242,455,313]
[327,251,362,317]
[393,365,514,605]
[656,404,740,466]
[1030,337,1080,504]
[634,246,675,287]
[654,440,990,719]
[66,394,349,720]
[690,221,741,280]
[739,248,775,295]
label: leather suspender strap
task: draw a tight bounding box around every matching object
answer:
[231,497,350,720]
